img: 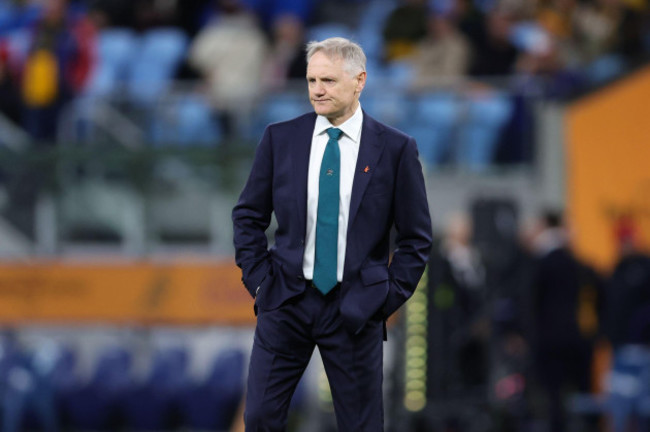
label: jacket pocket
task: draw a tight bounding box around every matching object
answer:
[253,262,282,315]
[360,265,389,286]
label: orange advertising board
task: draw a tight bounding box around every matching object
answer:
[0,259,256,325]
[566,66,650,270]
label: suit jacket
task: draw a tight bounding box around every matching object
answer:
[232,111,432,335]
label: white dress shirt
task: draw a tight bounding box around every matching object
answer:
[302,104,363,282]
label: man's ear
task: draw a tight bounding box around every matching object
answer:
[356,71,367,94]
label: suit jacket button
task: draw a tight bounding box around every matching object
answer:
[297,275,304,281]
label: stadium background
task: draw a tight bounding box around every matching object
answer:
[0,0,649,430]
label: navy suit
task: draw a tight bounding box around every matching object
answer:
[232,111,432,431]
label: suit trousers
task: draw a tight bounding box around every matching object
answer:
[244,284,384,432]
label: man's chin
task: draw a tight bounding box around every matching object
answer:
[314,108,332,117]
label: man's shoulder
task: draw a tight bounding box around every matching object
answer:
[267,112,317,132]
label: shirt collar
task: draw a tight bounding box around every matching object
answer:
[314,104,363,143]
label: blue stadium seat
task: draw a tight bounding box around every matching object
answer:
[2,28,31,64]
[583,54,626,86]
[121,346,190,430]
[149,94,222,146]
[457,91,513,171]
[357,0,395,64]
[357,0,396,34]
[403,92,462,168]
[60,345,133,430]
[0,3,14,31]
[362,90,409,129]
[84,28,137,98]
[254,92,311,134]
[126,28,188,106]
[179,348,246,430]
[356,26,384,66]
[2,340,76,432]
[306,23,355,43]
[607,345,650,432]
[384,60,415,89]
[509,22,552,55]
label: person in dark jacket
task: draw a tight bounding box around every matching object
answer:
[530,210,604,432]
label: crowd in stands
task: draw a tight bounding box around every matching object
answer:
[427,206,650,432]
[0,0,647,159]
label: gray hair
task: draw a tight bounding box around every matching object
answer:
[306,37,366,76]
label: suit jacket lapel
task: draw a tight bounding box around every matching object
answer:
[348,113,384,231]
[291,113,317,240]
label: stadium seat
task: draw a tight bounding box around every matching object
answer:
[307,23,355,43]
[126,28,188,106]
[60,345,133,430]
[84,28,137,98]
[403,92,461,168]
[384,60,415,89]
[1,340,75,432]
[149,94,222,146]
[121,346,190,430]
[606,345,650,432]
[254,92,311,135]
[583,54,626,86]
[357,0,396,34]
[356,0,395,65]
[179,348,246,430]
[2,28,31,64]
[362,90,409,129]
[457,91,513,171]
[356,26,384,66]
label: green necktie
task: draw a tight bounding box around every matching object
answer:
[313,127,343,294]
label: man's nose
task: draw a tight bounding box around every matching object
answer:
[313,82,325,95]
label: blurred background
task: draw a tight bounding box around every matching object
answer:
[0,0,649,431]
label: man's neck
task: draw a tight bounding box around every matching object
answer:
[327,101,360,126]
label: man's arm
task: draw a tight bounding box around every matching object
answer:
[385,136,433,317]
[232,127,274,298]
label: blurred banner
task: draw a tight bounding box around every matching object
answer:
[0,259,254,325]
[567,65,650,270]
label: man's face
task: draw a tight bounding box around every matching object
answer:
[306,51,366,126]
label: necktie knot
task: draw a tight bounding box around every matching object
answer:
[327,127,343,141]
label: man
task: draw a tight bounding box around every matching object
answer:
[531,210,603,432]
[232,37,432,431]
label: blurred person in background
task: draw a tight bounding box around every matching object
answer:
[87,0,136,28]
[131,0,179,30]
[382,0,430,61]
[20,0,94,143]
[232,37,432,431]
[529,210,604,432]
[467,7,520,77]
[535,0,648,86]
[262,13,308,91]
[188,0,267,139]
[607,214,650,352]
[440,213,488,390]
[604,214,650,432]
[409,5,472,90]
[513,30,585,98]
[441,212,486,319]
[572,0,647,66]
[0,41,22,125]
